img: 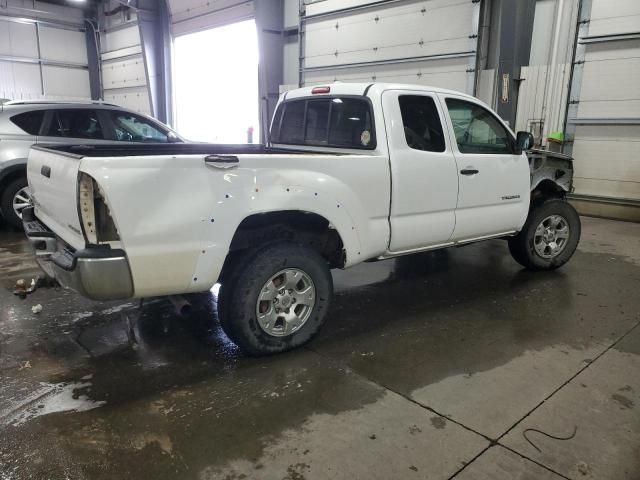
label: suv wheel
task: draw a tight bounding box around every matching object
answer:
[1,176,31,229]
[508,199,581,270]
[218,242,333,356]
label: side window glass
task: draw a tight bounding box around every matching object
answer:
[46,110,104,139]
[10,110,45,135]
[445,99,513,155]
[110,111,169,142]
[398,95,445,152]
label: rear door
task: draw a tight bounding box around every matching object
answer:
[440,95,530,241]
[382,90,459,252]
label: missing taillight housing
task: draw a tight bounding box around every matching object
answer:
[78,173,120,244]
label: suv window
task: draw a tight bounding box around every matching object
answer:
[109,111,169,142]
[10,111,45,135]
[399,95,445,152]
[46,110,105,139]
[272,97,375,149]
[445,98,513,155]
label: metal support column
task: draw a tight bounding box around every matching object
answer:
[137,0,173,125]
[255,0,285,143]
[84,19,102,100]
[493,0,536,126]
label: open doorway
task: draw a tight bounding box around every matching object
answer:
[173,19,259,143]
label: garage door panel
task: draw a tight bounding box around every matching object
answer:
[589,0,640,37]
[305,1,474,65]
[304,57,471,92]
[573,177,640,200]
[302,0,478,93]
[102,56,147,90]
[577,100,640,119]
[305,38,472,69]
[572,125,640,199]
[573,147,640,184]
[579,56,640,99]
[583,39,639,62]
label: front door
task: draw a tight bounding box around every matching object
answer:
[440,95,530,241]
[383,90,459,253]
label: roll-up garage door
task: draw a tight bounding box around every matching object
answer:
[566,0,640,208]
[167,0,254,36]
[301,0,481,95]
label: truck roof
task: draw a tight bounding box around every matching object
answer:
[283,82,476,101]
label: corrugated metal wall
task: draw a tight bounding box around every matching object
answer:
[298,0,481,94]
[0,0,89,101]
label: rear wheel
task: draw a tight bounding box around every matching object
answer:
[508,199,581,270]
[0,176,31,230]
[218,242,332,355]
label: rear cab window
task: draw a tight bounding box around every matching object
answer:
[10,111,45,135]
[271,96,375,149]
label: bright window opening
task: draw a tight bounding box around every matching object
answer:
[173,19,259,143]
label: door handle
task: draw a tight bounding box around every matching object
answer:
[41,165,51,178]
[460,168,479,175]
[204,155,239,169]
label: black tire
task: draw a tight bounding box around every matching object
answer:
[0,176,29,230]
[508,199,581,270]
[218,242,333,356]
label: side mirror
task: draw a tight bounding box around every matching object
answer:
[515,131,534,153]
[167,131,180,143]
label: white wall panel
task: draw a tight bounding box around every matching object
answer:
[42,66,90,98]
[39,27,87,64]
[0,20,38,57]
[0,62,41,99]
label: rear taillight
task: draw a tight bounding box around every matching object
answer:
[78,173,120,244]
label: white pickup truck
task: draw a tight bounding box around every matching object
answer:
[23,82,580,355]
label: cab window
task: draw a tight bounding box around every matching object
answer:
[272,97,375,149]
[398,95,445,152]
[445,98,513,155]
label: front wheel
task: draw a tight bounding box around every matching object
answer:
[218,242,333,356]
[508,199,581,270]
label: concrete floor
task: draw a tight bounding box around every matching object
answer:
[0,216,638,480]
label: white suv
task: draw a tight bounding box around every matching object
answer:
[0,100,182,228]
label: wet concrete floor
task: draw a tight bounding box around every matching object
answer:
[0,216,639,479]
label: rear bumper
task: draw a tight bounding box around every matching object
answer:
[23,207,134,301]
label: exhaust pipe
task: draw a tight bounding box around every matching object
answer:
[168,295,192,316]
